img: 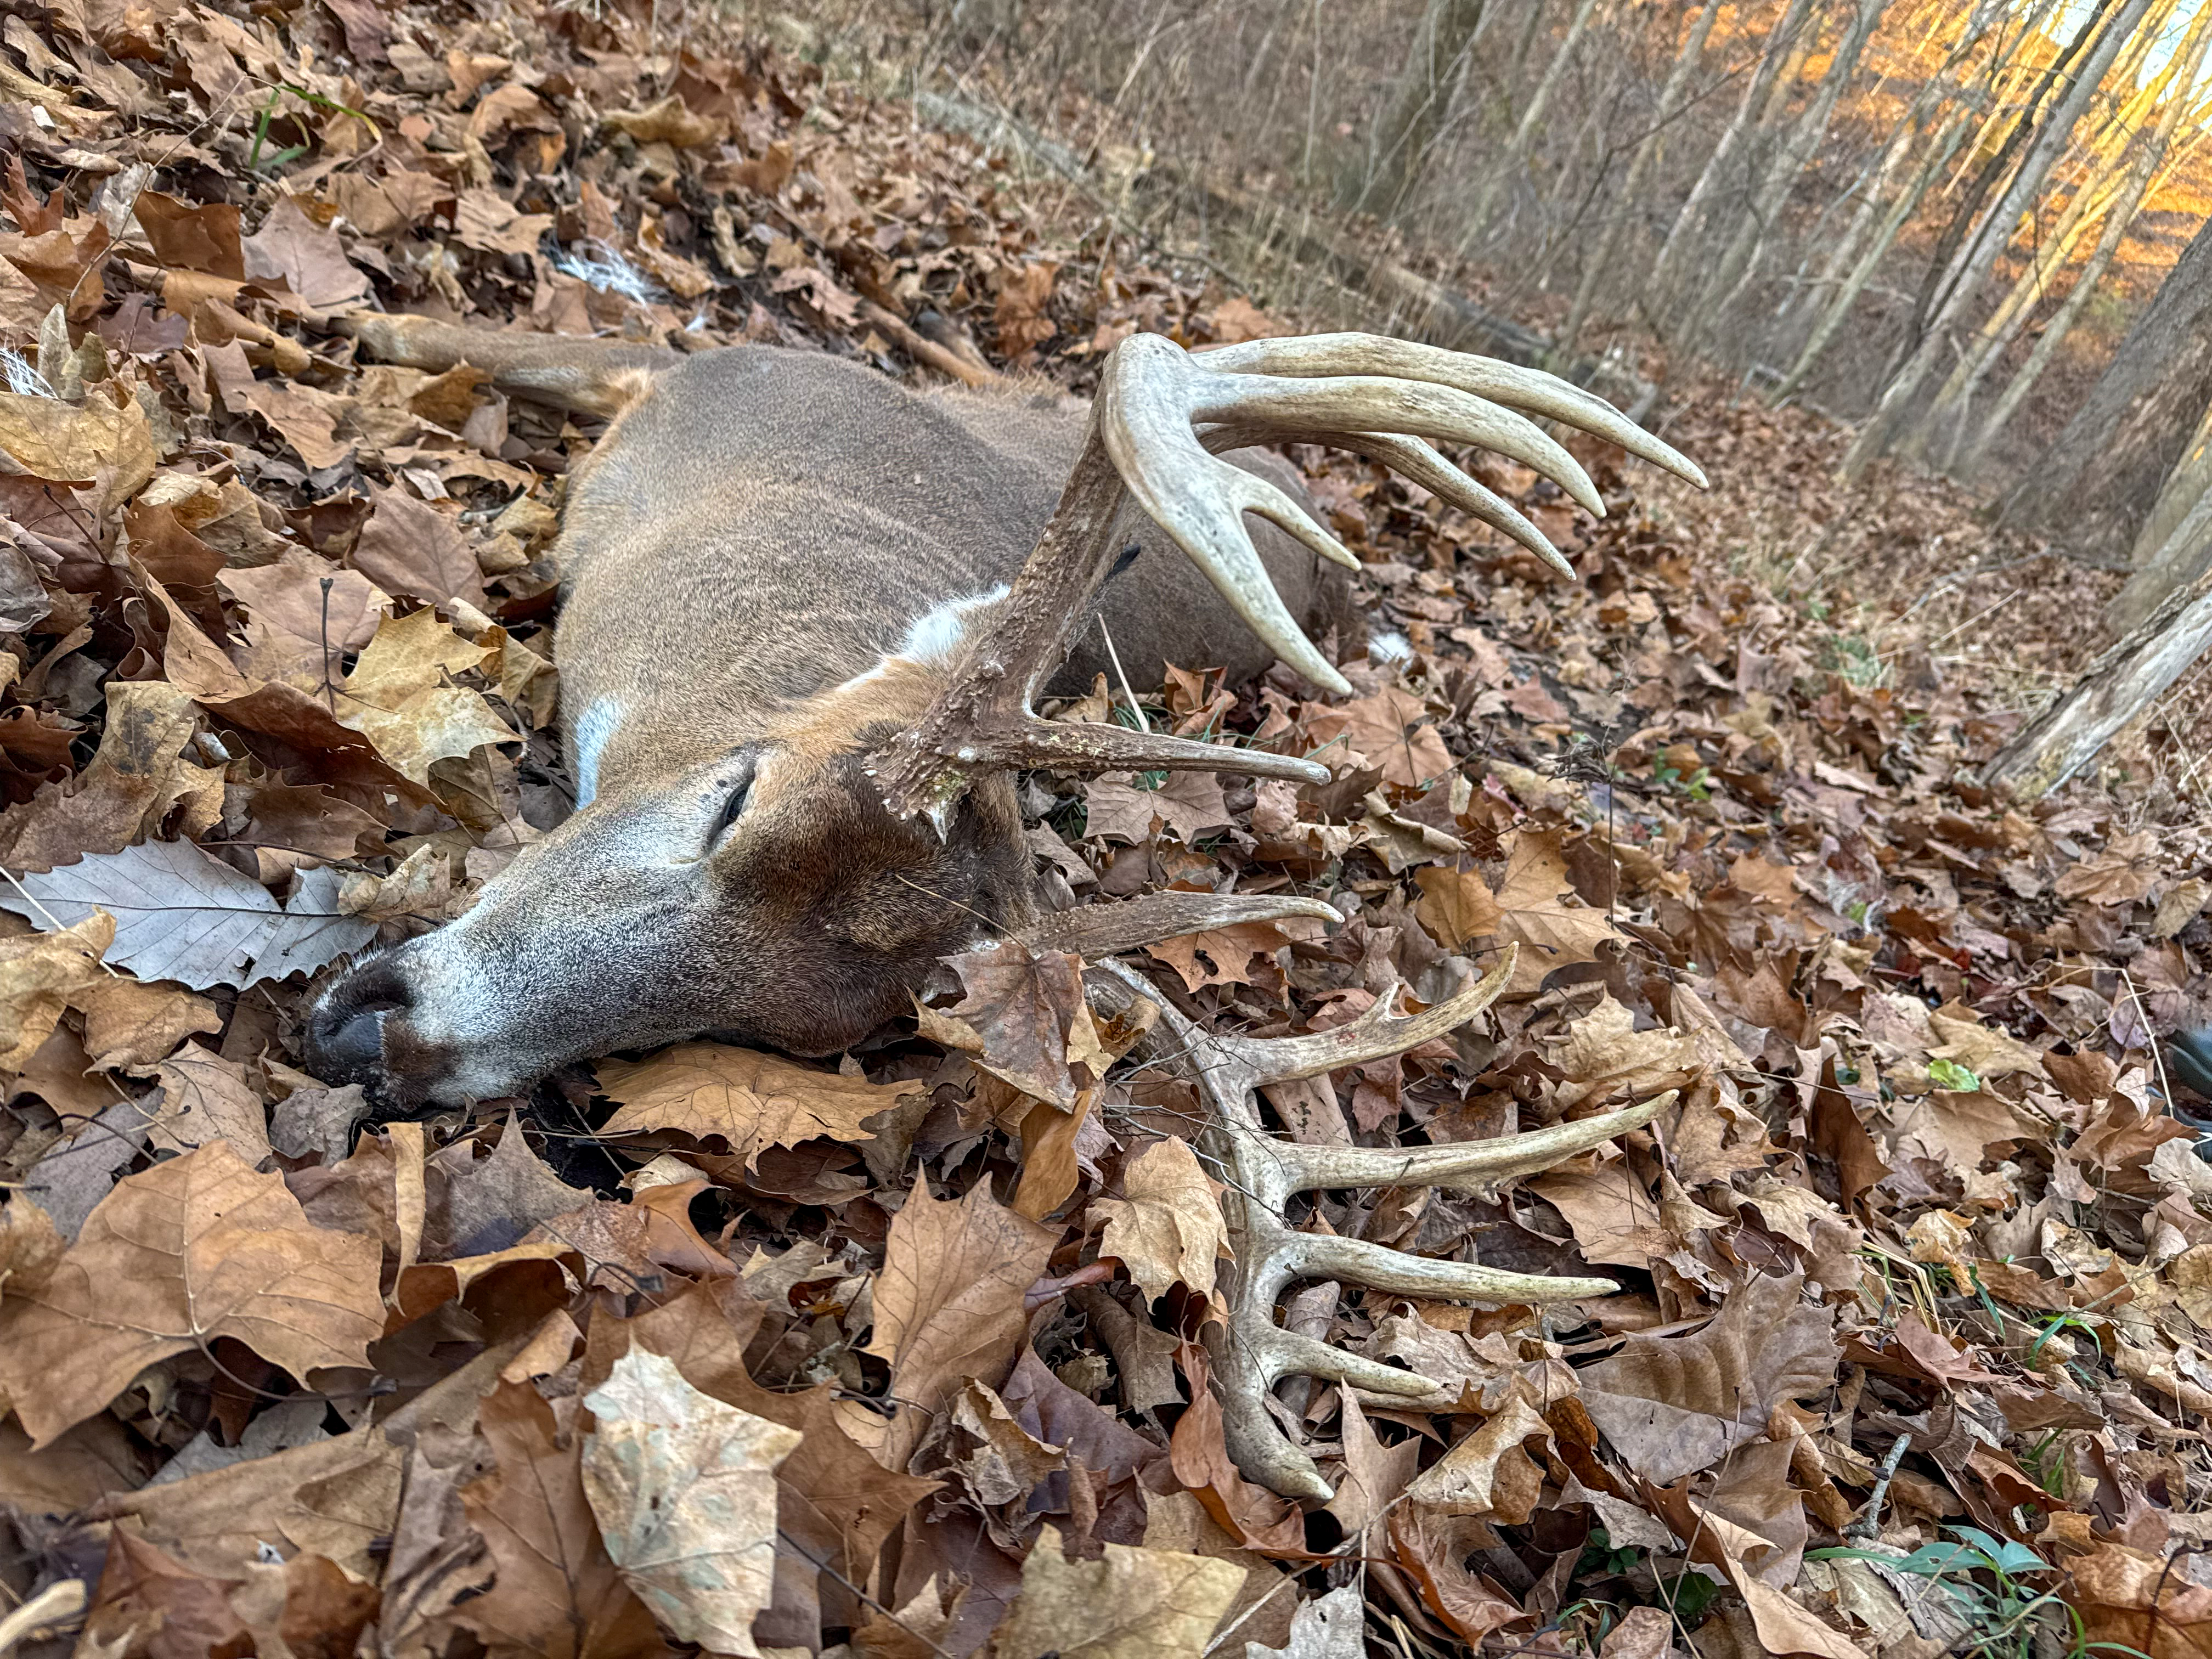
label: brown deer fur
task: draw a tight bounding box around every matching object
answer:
[304,318,1353,1103]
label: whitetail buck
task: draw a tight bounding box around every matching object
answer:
[304,318,1705,1493]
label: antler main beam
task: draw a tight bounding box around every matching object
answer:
[869,332,1707,830]
[1093,947,1668,1500]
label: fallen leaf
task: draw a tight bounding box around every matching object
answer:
[351,485,490,611]
[993,1527,1242,1659]
[582,1345,802,1658]
[866,1181,1057,1470]
[332,608,515,785]
[0,838,376,989]
[596,1043,912,1167]
[916,940,1106,1110]
[1094,1136,1228,1305]
[0,1139,385,1445]
[0,911,112,1070]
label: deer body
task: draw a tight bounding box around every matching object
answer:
[307,323,1342,1101]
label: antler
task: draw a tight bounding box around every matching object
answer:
[869,332,1707,828]
[1092,947,1669,1500]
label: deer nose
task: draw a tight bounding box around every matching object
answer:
[306,960,415,1085]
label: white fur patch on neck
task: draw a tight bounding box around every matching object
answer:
[572,696,623,806]
[899,584,1009,666]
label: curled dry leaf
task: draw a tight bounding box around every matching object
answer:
[581,1346,802,1659]
[0,1139,385,1446]
[595,1042,915,1167]
[331,608,515,786]
[0,910,112,1070]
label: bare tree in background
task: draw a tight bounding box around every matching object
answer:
[1844,0,2157,480]
[1347,0,1488,221]
[1999,213,2212,563]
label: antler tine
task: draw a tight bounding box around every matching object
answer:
[1090,955,1664,1499]
[1200,333,1712,490]
[1018,891,1342,960]
[872,330,1701,828]
[1198,422,1574,577]
[1212,950,1517,1085]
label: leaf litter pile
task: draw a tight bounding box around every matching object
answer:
[0,0,2208,1655]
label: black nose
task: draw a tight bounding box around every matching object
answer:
[305,958,414,1086]
[2172,1028,2212,1101]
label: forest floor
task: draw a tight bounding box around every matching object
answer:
[0,1,2209,1657]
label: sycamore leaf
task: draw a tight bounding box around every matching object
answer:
[0,386,156,493]
[0,839,375,989]
[595,1043,913,1168]
[1094,1137,1229,1305]
[994,1527,1244,1659]
[582,1346,802,1658]
[0,1139,386,1446]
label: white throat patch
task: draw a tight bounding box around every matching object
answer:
[572,697,624,805]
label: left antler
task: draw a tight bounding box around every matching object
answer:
[1093,948,1669,1499]
[870,332,1706,828]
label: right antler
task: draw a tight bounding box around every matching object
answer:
[868,332,1706,830]
[1092,949,1670,1499]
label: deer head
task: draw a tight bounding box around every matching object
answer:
[304,332,1703,1105]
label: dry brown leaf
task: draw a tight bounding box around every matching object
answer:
[582,1346,801,1658]
[0,1138,385,1445]
[0,911,112,1071]
[595,1042,912,1167]
[1577,1271,1837,1485]
[993,1526,1243,1659]
[76,973,221,1071]
[1094,1136,1229,1306]
[139,1044,270,1163]
[1543,994,1699,1111]
[916,940,1106,1110]
[456,1380,669,1659]
[1402,1390,1550,1522]
[865,1181,1057,1470]
[332,608,515,786]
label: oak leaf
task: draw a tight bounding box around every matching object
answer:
[0,1139,386,1445]
[582,1346,801,1658]
[596,1043,912,1168]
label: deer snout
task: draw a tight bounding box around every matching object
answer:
[304,956,417,1091]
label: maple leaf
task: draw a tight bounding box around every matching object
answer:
[0,838,375,989]
[0,1139,385,1446]
[332,608,515,786]
[1094,1137,1229,1306]
[1302,687,1452,788]
[0,911,112,1070]
[456,1380,669,1659]
[1488,830,1624,997]
[1142,912,1326,991]
[1080,769,1232,845]
[595,1043,915,1167]
[582,1347,801,1658]
[916,940,1108,1110]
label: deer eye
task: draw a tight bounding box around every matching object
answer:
[707,775,753,845]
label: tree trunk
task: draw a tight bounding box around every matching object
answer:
[2107,398,2212,629]
[1348,0,1488,221]
[1684,0,1885,348]
[1774,116,1967,399]
[1474,0,1603,232]
[1558,0,1719,352]
[1901,0,2098,357]
[1996,210,2212,555]
[1979,562,2212,798]
[1842,0,2155,481]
